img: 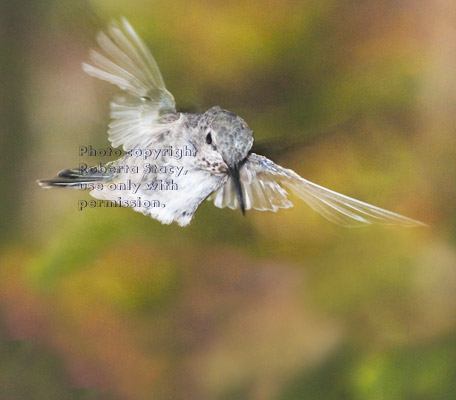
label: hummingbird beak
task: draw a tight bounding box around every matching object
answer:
[228,164,245,215]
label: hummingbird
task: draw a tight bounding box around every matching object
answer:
[39,18,426,228]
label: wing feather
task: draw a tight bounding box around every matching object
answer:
[209,153,426,227]
[82,18,176,150]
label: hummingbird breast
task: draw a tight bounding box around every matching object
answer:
[89,115,228,226]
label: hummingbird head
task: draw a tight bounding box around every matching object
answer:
[201,106,254,167]
[198,106,254,214]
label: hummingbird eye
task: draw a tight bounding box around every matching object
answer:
[206,133,212,145]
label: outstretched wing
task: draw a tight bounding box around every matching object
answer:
[209,153,426,227]
[82,18,176,150]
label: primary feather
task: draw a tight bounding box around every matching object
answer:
[209,154,426,227]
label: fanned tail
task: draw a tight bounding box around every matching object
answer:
[38,167,112,189]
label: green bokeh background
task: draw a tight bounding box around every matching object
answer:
[1,0,455,399]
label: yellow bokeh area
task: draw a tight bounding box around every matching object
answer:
[1,0,455,399]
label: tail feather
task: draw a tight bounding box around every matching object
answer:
[38,167,112,189]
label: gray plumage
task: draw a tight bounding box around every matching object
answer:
[39,18,426,228]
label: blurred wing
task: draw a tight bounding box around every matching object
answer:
[209,153,426,227]
[82,18,176,150]
[251,117,355,161]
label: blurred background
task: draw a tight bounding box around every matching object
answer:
[1,0,455,399]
